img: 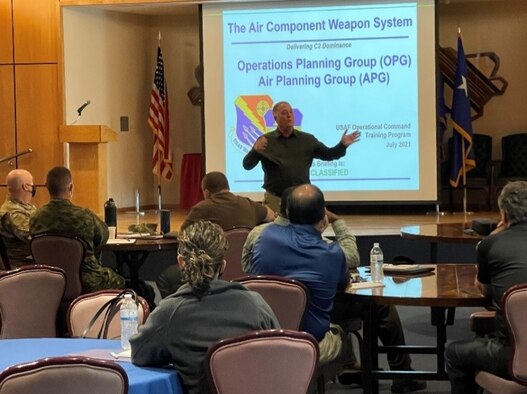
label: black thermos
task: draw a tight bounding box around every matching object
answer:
[161,209,171,234]
[104,198,117,227]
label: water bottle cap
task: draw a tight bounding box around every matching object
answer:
[373,242,379,247]
[124,293,132,299]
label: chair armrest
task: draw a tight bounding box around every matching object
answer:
[469,310,496,335]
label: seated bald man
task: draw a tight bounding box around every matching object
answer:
[0,169,37,267]
[156,171,274,298]
[180,171,274,230]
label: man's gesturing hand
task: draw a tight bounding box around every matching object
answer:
[340,129,361,147]
[253,135,268,152]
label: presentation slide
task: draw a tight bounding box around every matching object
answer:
[202,0,438,203]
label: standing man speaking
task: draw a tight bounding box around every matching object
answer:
[242,101,361,212]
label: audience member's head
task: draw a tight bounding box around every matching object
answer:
[287,184,326,225]
[498,181,527,226]
[177,220,229,298]
[46,166,73,199]
[201,172,230,198]
[6,169,35,203]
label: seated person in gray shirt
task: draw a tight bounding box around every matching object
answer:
[131,220,279,394]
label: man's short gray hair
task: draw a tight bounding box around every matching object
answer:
[498,181,527,225]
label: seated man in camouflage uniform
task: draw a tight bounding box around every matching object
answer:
[0,169,37,268]
[30,166,125,293]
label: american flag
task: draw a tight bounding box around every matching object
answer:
[148,46,173,181]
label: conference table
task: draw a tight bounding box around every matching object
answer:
[345,264,489,394]
[102,237,178,286]
[400,222,484,263]
[0,338,183,394]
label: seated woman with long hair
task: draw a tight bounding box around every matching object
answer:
[131,220,278,394]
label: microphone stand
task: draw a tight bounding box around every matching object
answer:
[65,100,91,168]
[0,149,33,165]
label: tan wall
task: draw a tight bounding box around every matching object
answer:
[62,7,200,210]
[148,14,202,204]
[439,0,527,159]
[63,8,153,210]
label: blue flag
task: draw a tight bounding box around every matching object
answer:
[449,33,475,187]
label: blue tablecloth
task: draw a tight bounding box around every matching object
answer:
[0,338,183,394]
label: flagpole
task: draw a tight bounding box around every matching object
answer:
[450,25,475,217]
[157,31,163,213]
[158,173,162,211]
[462,139,468,215]
[459,23,469,217]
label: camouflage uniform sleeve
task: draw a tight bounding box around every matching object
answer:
[3,208,32,242]
[329,219,360,269]
[91,211,109,251]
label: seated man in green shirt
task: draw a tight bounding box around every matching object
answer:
[30,166,125,292]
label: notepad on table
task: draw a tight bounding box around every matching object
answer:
[68,348,131,362]
[348,281,385,290]
[106,238,137,245]
[117,233,163,239]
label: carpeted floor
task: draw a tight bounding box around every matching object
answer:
[326,304,479,393]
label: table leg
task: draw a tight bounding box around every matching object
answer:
[361,301,380,394]
[430,306,455,379]
[430,242,438,264]
[113,251,149,288]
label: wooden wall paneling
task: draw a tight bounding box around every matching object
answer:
[0,66,15,162]
[0,65,16,202]
[59,125,118,216]
[13,0,58,63]
[59,0,181,5]
[0,0,13,63]
[69,142,108,216]
[15,64,62,207]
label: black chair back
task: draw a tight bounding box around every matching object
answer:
[0,236,11,271]
[501,133,527,177]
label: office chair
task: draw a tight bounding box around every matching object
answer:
[221,227,251,281]
[206,329,318,394]
[0,356,128,394]
[476,283,527,393]
[0,265,65,338]
[67,289,150,339]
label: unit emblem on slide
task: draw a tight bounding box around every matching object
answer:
[232,95,303,152]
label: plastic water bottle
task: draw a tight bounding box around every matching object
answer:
[120,294,138,350]
[370,242,384,283]
[104,198,117,227]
